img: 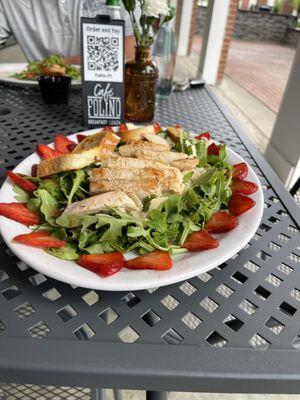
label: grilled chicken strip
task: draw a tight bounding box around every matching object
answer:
[90,157,183,199]
[118,141,197,170]
[62,190,140,216]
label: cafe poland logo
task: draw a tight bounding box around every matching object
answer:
[87,83,121,119]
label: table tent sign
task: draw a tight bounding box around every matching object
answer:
[81,15,125,127]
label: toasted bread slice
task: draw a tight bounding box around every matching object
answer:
[167,127,181,141]
[72,131,119,153]
[62,190,140,216]
[119,125,155,143]
[37,132,120,177]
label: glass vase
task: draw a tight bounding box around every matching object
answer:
[125,46,158,123]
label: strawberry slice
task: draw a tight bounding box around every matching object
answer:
[231,178,258,195]
[103,126,113,132]
[228,194,256,216]
[205,211,239,233]
[183,230,219,252]
[0,203,40,226]
[125,250,172,271]
[36,144,62,160]
[54,135,76,154]
[233,162,248,180]
[174,124,182,128]
[207,142,219,156]
[76,134,87,143]
[153,122,161,134]
[78,252,125,277]
[119,123,127,131]
[195,132,211,140]
[14,231,66,248]
[67,142,77,152]
[6,171,37,192]
[31,164,38,177]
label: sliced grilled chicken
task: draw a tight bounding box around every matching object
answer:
[62,191,140,216]
[143,133,171,148]
[101,156,172,170]
[119,141,170,156]
[171,158,199,171]
[90,158,183,199]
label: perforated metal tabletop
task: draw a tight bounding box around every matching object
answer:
[0,84,300,397]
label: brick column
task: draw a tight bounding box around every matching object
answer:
[280,0,294,15]
[240,0,250,9]
[175,0,183,36]
[188,0,198,55]
[257,0,268,5]
[217,0,238,82]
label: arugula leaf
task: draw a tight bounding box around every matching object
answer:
[46,242,79,261]
[56,213,83,228]
[95,214,133,242]
[13,185,29,202]
[27,197,41,213]
[37,189,60,225]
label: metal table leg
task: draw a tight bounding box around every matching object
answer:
[91,389,106,400]
[146,391,168,400]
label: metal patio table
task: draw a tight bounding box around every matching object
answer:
[0,83,299,400]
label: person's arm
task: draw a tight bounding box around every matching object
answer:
[63,35,136,65]
[0,1,12,46]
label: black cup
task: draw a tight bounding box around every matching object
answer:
[38,76,71,104]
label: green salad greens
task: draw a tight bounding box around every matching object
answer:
[13,54,80,80]
[16,129,233,261]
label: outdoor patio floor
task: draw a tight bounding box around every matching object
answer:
[192,36,296,113]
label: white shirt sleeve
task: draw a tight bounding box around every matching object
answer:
[0,0,12,45]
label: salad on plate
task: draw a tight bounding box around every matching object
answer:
[0,124,258,278]
[12,54,80,81]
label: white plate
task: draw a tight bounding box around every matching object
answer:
[0,63,81,87]
[0,128,264,291]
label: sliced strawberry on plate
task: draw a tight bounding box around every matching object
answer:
[6,171,37,192]
[125,250,172,271]
[67,142,77,152]
[207,142,219,156]
[174,124,182,128]
[231,178,258,195]
[14,231,66,248]
[76,134,87,143]
[195,132,211,140]
[119,123,127,131]
[36,144,62,160]
[0,203,40,226]
[228,194,256,216]
[232,162,248,180]
[183,230,219,252]
[54,135,76,154]
[153,122,161,134]
[205,211,239,233]
[78,252,125,277]
[31,164,38,177]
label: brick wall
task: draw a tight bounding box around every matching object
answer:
[195,6,298,44]
[217,0,239,82]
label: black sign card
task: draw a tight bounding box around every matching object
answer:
[81,16,125,127]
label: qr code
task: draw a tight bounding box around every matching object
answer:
[87,36,119,72]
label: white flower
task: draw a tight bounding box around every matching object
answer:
[142,0,169,18]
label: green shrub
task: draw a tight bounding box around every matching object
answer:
[273,0,281,13]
